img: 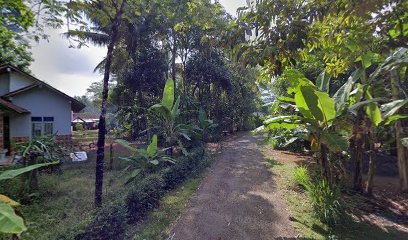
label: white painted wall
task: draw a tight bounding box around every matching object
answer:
[9,72,35,92]
[10,87,72,137]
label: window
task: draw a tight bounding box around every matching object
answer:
[32,123,43,137]
[44,122,53,135]
[31,117,54,137]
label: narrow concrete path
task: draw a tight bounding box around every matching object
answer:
[169,132,297,240]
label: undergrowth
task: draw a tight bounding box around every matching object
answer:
[262,156,408,240]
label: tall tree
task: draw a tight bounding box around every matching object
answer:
[67,0,128,207]
[0,0,66,69]
[239,0,408,192]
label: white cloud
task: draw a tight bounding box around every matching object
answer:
[30,28,105,96]
[219,0,247,16]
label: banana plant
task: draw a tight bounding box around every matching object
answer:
[116,135,175,184]
[256,69,348,182]
[13,136,66,192]
[372,47,408,192]
[198,108,218,141]
[333,49,408,193]
[0,162,58,235]
[149,79,199,155]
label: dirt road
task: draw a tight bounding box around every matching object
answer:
[169,132,297,240]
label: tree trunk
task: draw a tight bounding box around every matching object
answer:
[28,154,39,191]
[94,1,126,208]
[320,144,330,182]
[365,118,376,196]
[171,31,177,94]
[351,108,365,191]
[137,87,147,137]
[391,70,408,192]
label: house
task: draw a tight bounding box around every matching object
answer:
[0,65,85,154]
[72,113,99,130]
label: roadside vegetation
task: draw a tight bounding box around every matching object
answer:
[1,0,407,239]
[261,152,408,240]
[240,0,408,238]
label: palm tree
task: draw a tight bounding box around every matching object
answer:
[66,0,128,207]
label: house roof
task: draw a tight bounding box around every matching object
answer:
[72,113,99,123]
[0,64,86,112]
[2,84,39,98]
[0,98,30,114]
[73,112,99,120]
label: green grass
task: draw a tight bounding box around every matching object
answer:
[0,149,130,240]
[0,147,214,240]
[125,178,201,240]
[72,130,99,142]
[262,157,408,240]
[264,158,328,239]
[125,155,215,240]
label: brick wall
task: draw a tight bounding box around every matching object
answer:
[13,137,30,143]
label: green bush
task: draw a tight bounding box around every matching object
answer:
[126,174,165,223]
[69,146,206,239]
[266,128,307,153]
[162,148,204,189]
[75,123,84,131]
[293,167,345,226]
[74,200,127,240]
[294,166,310,189]
[126,147,204,223]
[308,180,344,226]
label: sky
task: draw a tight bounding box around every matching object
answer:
[29,0,247,97]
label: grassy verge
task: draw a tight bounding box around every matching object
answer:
[0,149,130,240]
[125,177,201,240]
[125,154,215,239]
[262,158,408,240]
[263,158,328,239]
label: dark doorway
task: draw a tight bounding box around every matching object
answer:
[4,116,10,155]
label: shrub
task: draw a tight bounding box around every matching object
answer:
[75,123,84,131]
[75,199,127,240]
[293,167,345,226]
[266,128,307,153]
[308,180,344,226]
[126,147,204,222]
[126,174,165,223]
[71,146,206,239]
[162,148,201,188]
[294,166,311,189]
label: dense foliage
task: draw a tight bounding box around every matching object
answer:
[241,0,408,195]
[60,147,206,240]
[2,0,407,237]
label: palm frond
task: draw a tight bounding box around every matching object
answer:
[64,30,110,47]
